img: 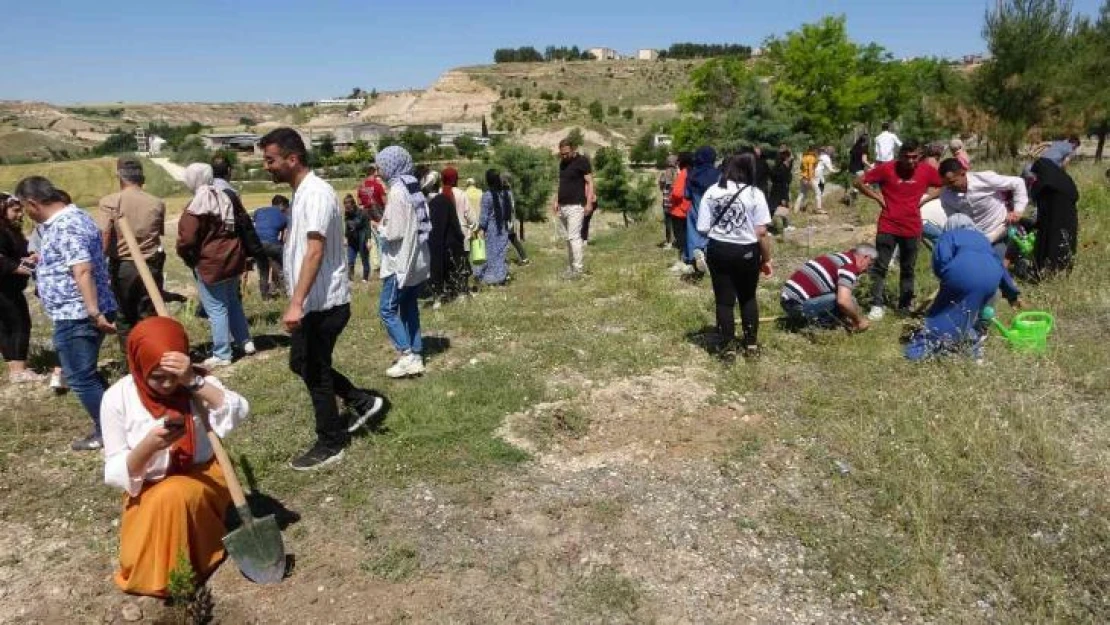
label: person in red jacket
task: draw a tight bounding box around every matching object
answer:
[852,139,943,320]
[667,152,694,275]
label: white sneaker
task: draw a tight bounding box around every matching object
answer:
[784,225,797,232]
[386,353,425,378]
[668,261,686,274]
[867,306,885,321]
[203,356,233,369]
[49,370,67,392]
[692,249,708,273]
[243,340,257,356]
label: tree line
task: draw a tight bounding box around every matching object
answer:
[668,1,1110,161]
[493,42,754,63]
[661,43,751,60]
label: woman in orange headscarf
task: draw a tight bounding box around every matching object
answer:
[101,316,250,596]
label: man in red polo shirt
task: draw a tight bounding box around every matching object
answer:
[853,139,942,320]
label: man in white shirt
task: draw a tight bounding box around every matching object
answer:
[938,158,1028,259]
[260,127,384,471]
[874,122,902,164]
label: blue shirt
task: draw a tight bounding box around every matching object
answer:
[253,207,288,245]
[1040,141,1074,166]
[37,205,117,321]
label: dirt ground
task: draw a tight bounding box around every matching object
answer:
[0,213,907,624]
[1,365,884,624]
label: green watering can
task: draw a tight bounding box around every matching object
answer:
[981,307,1055,354]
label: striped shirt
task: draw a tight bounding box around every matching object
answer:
[782,251,861,303]
[284,172,350,313]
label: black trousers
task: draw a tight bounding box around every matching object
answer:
[670,214,688,261]
[870,233,919,309]
[256,242,285,298]
[706,239,762,347]
[110,253,164,350]
[0,289,31,362]
[580,210,594,241]
[508,230,528,261]
[288,304,359,450]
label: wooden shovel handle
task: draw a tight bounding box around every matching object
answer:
[116,216,250,511]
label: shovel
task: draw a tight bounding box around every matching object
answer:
[116,216,286,584]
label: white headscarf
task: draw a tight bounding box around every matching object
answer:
[184,163,235,226]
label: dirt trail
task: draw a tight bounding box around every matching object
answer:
[149,157,186,183]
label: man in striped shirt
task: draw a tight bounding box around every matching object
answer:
[781,246,877,330]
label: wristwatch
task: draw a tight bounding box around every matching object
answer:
[186,375,206,393]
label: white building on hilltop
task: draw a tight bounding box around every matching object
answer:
[637,49,659,61]
[586,47,619,61]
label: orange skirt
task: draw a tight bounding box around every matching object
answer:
[115,459,231,597]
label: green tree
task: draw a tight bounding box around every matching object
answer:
[453,135,484,159]
[493,143,557,228]
[976,0,1078,155]
[674,57,801,152]
[398,129,437,157]
[588,100,605,122]
[317,135,336,159]
[376,135,398,152]
[759,16,884,142]
[92,130,139,156]
[565,127,586,148]
[1064,1,1110,159]
[594,147,654,224]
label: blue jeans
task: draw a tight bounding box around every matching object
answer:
[347,241,370,280]
[782,294,841,327]
[379,275,423,354]
[53,314,113,433]
[195,274,250,360]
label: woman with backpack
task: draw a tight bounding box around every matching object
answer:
[176,163,254,368]
[696,152,774,358]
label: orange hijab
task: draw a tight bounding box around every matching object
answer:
[126,317,196,473]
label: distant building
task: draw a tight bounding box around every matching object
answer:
[305,122,391,152]
[201,133,261,151]
[637,49,659,61]
[315,98,365,108]
[653,134,673,149]
[586,47,619,61]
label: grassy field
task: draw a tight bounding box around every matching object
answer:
[0,164,1107,622]
[0,156,185,206]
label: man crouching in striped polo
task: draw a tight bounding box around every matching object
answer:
[780,245,877,331]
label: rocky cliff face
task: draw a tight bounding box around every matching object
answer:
[359,71,498,126]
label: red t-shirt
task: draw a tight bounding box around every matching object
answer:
[356,176,386,210]
[862,162,942,237]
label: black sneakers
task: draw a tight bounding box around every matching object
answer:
[346,392,385,433]
[289,443,345,471]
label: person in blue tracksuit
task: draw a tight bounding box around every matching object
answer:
[905,214,1022,361]
[684,146,718,274]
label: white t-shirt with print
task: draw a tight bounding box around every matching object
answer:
[284,172,351,313]
[696,182,772,246]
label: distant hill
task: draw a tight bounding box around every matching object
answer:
[0,59,700,160]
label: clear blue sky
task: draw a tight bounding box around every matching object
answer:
[0,0,1102,104]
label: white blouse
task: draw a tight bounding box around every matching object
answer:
[101,375,250,497]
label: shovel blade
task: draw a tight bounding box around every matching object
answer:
[223,513,286,585]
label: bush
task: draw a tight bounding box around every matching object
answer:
[622,108,634,120]
[608,105,620,116]
[521,101,531,112]
[546,102,562,115]
[589,100,604,122]
[170,136,209,166]
[92,131,138,156]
